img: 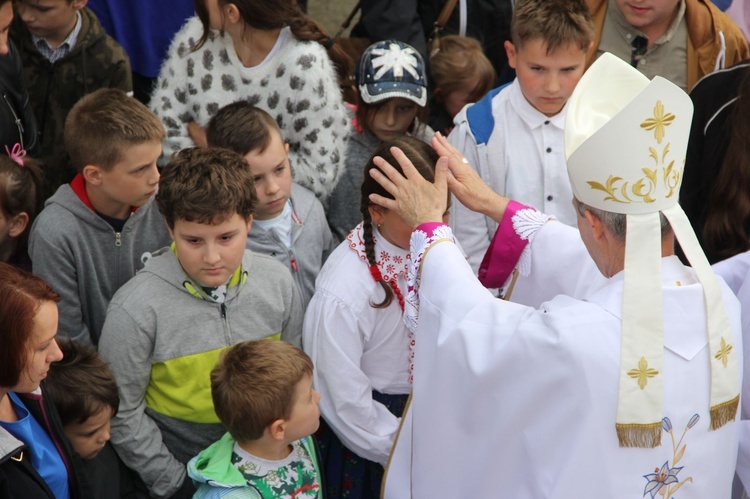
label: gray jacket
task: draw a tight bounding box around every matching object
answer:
[98,247,303,499]
[28,179,171,345]
[247,183,335,308]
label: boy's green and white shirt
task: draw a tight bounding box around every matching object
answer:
[231,440,319,498]
[188,433,322,499]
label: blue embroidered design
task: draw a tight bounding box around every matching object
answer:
[642,414,698,498]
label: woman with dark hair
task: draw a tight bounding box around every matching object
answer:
[682,60,750,263]
[0,0,37,156]
[0,263,89,498]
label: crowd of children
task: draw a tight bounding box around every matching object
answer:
[1,0,749,497]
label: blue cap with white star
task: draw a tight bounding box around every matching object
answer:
[357,40,427,107]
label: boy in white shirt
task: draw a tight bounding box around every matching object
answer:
[448,0,594,274]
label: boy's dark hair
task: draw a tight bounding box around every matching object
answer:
[206,101,282,156]
[211,340,314,441]
[511,0,594,53]
[45,339,120,426]
[64,89,165,173]
[156,147,257,228]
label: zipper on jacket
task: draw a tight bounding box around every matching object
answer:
[220,303,231,343]
[115,232,122,247]
[3,93,25,149]
[291,257,298,272]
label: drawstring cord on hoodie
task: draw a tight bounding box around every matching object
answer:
[715,31,727,71]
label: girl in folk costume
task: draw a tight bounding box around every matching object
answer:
[303,137,446,498]
[327,40,432,241]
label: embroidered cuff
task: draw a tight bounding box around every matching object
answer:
[478,202,552,288]
[404,223,456,334]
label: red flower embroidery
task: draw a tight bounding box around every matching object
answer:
[380,251,391,262]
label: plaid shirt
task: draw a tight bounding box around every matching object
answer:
[31,12,81,63]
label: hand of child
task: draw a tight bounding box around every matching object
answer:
[431,132,509,223]
[368,146,449,229]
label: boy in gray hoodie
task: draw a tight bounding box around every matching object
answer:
[28,88,171,346]
[206,101,335,309]
[98,147,304,499]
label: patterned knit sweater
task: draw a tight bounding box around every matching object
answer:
[151,18,349,203]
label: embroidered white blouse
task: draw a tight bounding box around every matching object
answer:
[384,219,742,498]
[303,224,411,466]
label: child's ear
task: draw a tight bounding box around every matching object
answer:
[504,40,517,69]
[284,143,290,154]
[72,0,88,11]
[82,164,103,186]
[224,3,241,24]
[268,419,286,442]
[245,215,253,234]
[166,222,175,242]
[8,212,29,238]
[368,205,384,226]
[433,87,444,104]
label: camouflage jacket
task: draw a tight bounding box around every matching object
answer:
[11,7,132,196]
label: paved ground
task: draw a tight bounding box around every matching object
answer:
[309,0,360,37]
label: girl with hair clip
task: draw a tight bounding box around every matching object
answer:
[428,35,497,136]
[151,0,350,204]
[304,136,448,498]
[681,60,750,264]
[0,145,43,271]
[328,40,432,241]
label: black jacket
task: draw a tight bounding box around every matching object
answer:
[0,39,38,155]
[681,59,750,263]
[0,385,90,499]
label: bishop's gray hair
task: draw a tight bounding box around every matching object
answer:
[573,198,671,242]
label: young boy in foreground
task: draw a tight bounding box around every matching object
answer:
[99,147,304,499]
[188,339,323,498]
[206,101,335,308]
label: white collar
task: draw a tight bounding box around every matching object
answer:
[346,222,410,282]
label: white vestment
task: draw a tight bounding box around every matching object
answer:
[383,221,742,498]
[712,251,750,492]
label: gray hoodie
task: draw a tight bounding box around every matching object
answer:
[28,179,171,346]
[98,246,303,499]
[247,182,335,308]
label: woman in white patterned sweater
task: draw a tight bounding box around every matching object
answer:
[151,0,350,204]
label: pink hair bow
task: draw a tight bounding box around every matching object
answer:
[5,143,26,167]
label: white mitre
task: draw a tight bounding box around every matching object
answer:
[564,53,739,448]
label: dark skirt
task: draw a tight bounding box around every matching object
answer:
[314,391,409,498]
